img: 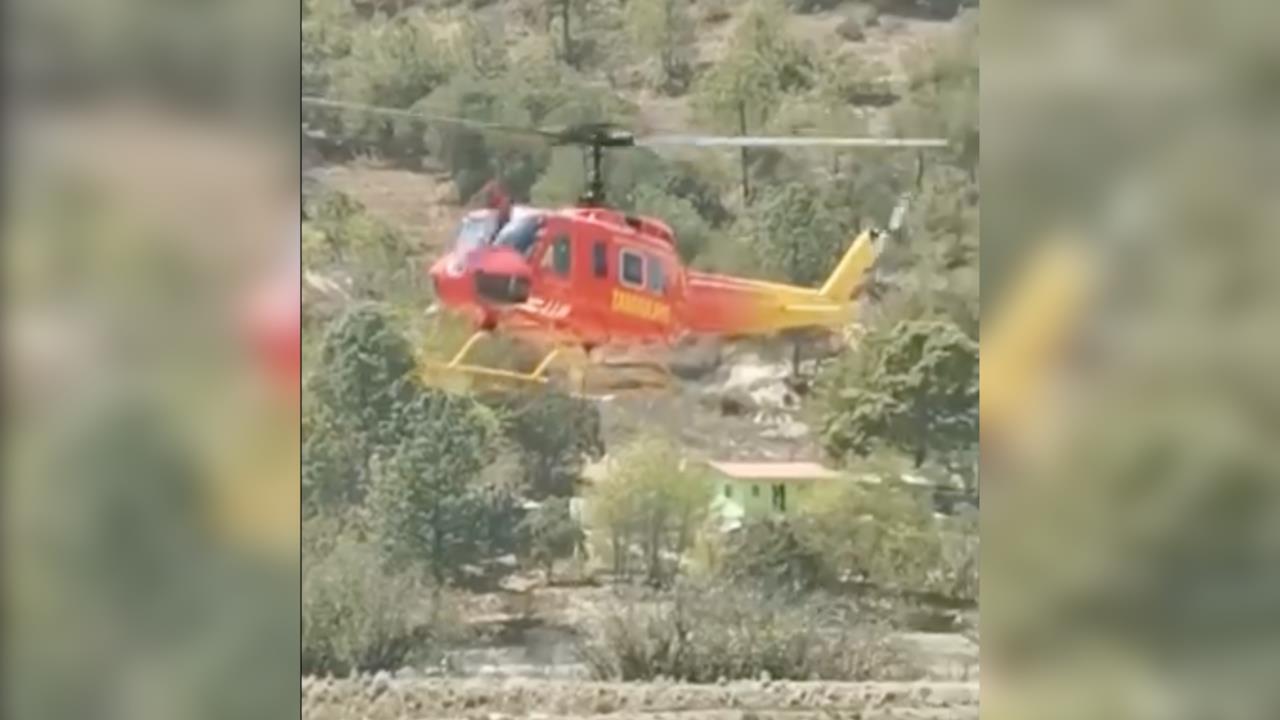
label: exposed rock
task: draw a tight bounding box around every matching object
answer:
[760,419,810,440]
[368,670,391,699]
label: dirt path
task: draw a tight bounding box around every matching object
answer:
[303,677,978,719]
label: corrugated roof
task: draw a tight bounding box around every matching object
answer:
[705,460,843,482]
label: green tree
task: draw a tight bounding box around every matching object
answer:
[302,393,364,512]
[302,0,356,97]
[330,10,453,108]
[420,73,550,201]
[891,167,980,333]
[821,320,978,468]
[586,436,713,586]
[302,304,418,514]
[445,483,527,586]
[493,389,604,499]
[549,0,591,67]
[693,0,813,201]
[631,185,712,261]
[625,0,694,93]
[751,181,848,287]
[312,303,418,451]
[323,9,456,159]
[531,144,666,207]
[820,54,896,108]
[366,385,502,582]
[518,498,585,582]
[892,14,978,179]
[804,475,946,593]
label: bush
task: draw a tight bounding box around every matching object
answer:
[488,388,604,499]
[787,0,843,12]
[836,16,866,42]
[581,582,919,682]
[932,510,978,602]
[701,0,732,24]
[719,516,832,593]
[301,191,429,309]
[302,535,457,676]
[517,497,586,582]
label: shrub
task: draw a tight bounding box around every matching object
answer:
[581,581,919,682]
[624,0,695,95]
[302,535,457,676]
[702,0,732,24]
[302,191,430,311]
[488,388,604,499]
[931,510,978,602]
[803,475,948,593]
[517,497,586,582]
[787,0,843,12]
[836,16,866,42]
[584,436,713,586]
[719,516,833,593]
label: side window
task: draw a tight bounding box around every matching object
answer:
[620,249,644,288]
[647,256,666,294]
[592,241,608,278]
[545,234,571,276]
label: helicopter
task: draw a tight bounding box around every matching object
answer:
[302,97,946,392]
[245,219,302,395]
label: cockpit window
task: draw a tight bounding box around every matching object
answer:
[455,213,498,252]
[494,214,543,255]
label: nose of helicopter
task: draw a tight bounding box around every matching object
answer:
[428,247,532,308]
[428,252,473,307]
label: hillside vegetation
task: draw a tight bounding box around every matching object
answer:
[301,0,979,693]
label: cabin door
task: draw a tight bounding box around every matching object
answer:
[531,231,575,325]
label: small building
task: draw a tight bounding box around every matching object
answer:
[705,460,844,530]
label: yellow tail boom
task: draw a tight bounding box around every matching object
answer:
[820,229,879,301]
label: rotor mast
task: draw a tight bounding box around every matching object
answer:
[582,141,606,206]
[564,124,635,207]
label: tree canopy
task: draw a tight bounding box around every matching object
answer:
[821,320,978,468]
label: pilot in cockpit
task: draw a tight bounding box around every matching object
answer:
[480,180,512,228]
[452,180,541,254]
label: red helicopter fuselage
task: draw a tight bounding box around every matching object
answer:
[428,203,879,353]
[430,205,685,349]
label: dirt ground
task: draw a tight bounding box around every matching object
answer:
[303,676,978,719]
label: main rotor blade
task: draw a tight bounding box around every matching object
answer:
[637,134,948,148]
[301,97,562,141]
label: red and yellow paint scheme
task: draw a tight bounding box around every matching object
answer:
[245,233,302,396]
[426,202,882,390]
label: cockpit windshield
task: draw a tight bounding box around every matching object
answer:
[494,213,543,256]
[455,212,499,253]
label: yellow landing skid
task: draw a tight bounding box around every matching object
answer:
[420,332,673,397]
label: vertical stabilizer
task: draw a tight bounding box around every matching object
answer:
[819,229,881,301]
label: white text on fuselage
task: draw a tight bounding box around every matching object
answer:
[524,296,571,320]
